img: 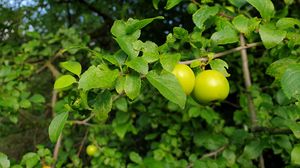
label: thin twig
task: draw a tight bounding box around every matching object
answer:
[71,114,95,126]
[239,34,257,128]
[36,49,63,74]
[45,58,62,168]
[180,42,262,65]
[201,145,228,159]
[191,0,200,6]
[52,134,62,168]
[251,126,292,134]
[239,34,264,168]
[77,130,89,156]
[259,155,265,168]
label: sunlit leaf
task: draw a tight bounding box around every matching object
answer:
[60,61,82,76]
[146,70,186,108]
[54,75,77,90]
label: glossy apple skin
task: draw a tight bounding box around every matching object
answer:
[193,70,229,104]
[172,64,195,95]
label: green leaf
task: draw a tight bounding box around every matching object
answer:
[222,149,236,167]
[291,144,300,165]
[115,76,126,94]
[193,6,219,30]
[281,64,300,100]
[259,24,287,49]
[173,27,189,40]
[276,17,300,30]
[115,34,140,60]
[228,0,247,7]
[0,152,10,168]
[60,61,82,76]
[243,140,263,159]
[160,53,181,72]
[165,0,183,10]
[146,70,186,109]
[112,112,132,139]
[129,152,143,164]
[20,99,31,108]
[209,59,230,77]
[111,20,127,37]
[124,74,141,100]
[232,15,249,34]
[246,0,275,21]
[115,97,128,112]
[48,112,69,143]
[152,0,160,9]
[188,106,220,124]
[93,90,112,122]
[126,57,148,74]
[54,75,76,90]
[211,26,238,44]
[29,94,45,103]
[266,58,298,83]
[141,41,160,63]
[285,121,300,138]
[143,157,165,168]
[194,132,228,150]
[78,65,119,91]
[125,16,164,34]
[21,153,40,168]
[232,15,260,36]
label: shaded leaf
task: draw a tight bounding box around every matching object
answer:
[243,140,264,159]
[285,121,300,138]
[281,64,300,100]
[21,153,40,168]
[112,112,133,139]
[124,74,141,100]
[29,94,45,103]
[229,0,247,7]
[49,112,69,143]
[93,90,112,122]
[266,58,298,83]
[152,0,160,9]
[165,0,183,10]
[129,152,143,164]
